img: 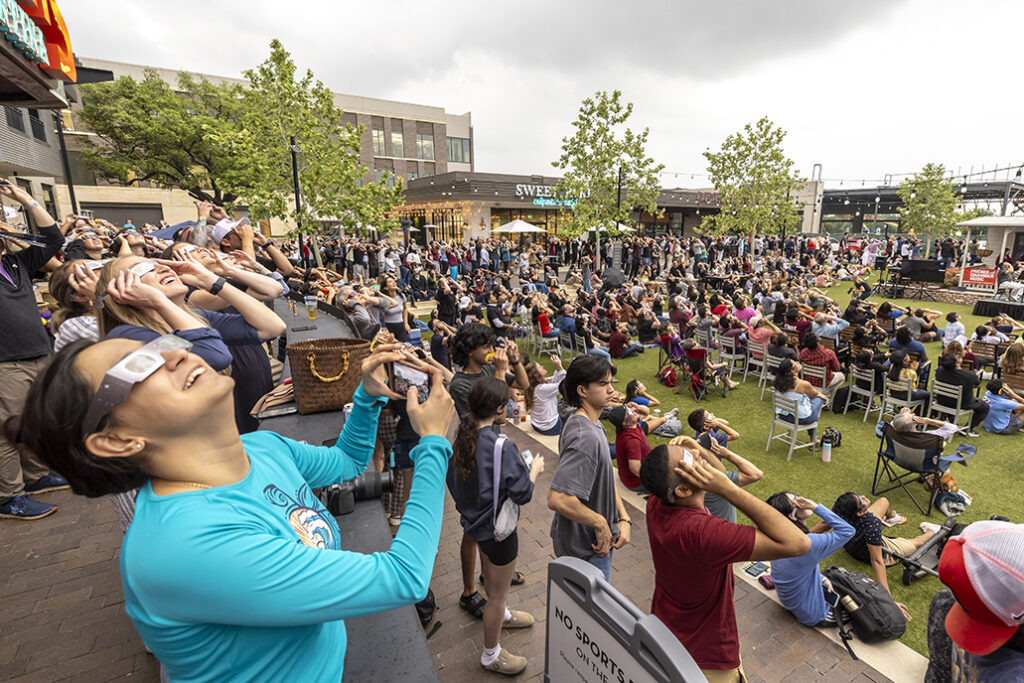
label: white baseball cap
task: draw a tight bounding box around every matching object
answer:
[211,217,250,245]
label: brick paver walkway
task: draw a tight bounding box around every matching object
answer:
[425,426,894,683]
[0,424,892,682]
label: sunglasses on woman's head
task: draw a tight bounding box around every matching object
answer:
[81,335,194,437]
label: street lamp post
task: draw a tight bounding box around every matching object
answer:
[875,195,883,241]
[289,136,307,269]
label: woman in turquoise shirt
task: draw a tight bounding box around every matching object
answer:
[6,338,455,682]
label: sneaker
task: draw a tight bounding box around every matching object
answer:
[23,472,70,496]
[481,648,528,676]
[920,522,941,534]
[0,495,57,520]
[881,513,907,527]
[502,609,535,629]
[459,591,487,619]
[965,430,979,438]
[664,408,679,419]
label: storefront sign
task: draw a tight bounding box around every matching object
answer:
[0,0,76,82]
[545,557,704,683]
[533,197,574,208]
[515,183,555,199]
[962,267,998,289]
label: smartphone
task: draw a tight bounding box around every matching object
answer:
[389,361,431,403]
[744,561,769,578]
[255,404,298,420]
[824,589,839,608]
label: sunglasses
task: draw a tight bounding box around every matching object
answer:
[79,231,100,239]
[82,259,111,272]
[81,334,194,437]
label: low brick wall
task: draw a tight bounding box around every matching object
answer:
[903,288,991,306]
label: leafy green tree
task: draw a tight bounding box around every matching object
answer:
[896,163,960,254]
[77,71,249,204]
[551,90,663,242]
[231,40,403,237]
[701,117,804,239]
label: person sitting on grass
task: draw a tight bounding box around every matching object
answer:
[825,491,939,619]
[766,492,855,627]
[686,407,739,446]
[610,404,652,493]
[982,379,1024,435]
[608,321,645,359]
[624,379,660,415]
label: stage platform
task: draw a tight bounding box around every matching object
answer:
[973,297,1024,320]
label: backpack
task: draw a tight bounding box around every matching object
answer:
[657,366,677,387]
[821,427,842,448]
[822,566,906,660]
[830,387,850,413]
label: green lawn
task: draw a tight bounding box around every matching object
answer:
[516,280,1021,657]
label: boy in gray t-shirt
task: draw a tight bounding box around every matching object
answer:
[550,414,620,560]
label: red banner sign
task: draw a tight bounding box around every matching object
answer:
[962,267,997,287]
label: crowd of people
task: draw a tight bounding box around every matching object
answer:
[1,189,1022,683]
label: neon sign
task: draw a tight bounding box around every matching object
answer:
[533,197,575,208]
[0,0,76,82]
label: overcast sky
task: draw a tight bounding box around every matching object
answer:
[64,0,1022,192]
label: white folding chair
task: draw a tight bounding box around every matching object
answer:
[766,392,818,462]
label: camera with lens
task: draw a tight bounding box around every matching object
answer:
[321,471,394,516]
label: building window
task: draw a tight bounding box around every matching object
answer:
[27,109,46,142]
[5,107,24,132]
[416,133,434,160]
[42,184,57,218]
[391,130,404,158]
[447,137,471,164]
[372,128,385,157]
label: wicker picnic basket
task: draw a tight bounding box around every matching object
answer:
[286,337,370,415]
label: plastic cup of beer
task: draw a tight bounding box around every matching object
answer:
[304,296,318,320]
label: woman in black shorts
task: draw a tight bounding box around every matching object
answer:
[447,378,545,676]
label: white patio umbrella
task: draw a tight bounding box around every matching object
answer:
[588,222,635,233]
[492,219,546,233]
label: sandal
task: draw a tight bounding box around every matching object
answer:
[479,571,525,587]
[459,591,487,619]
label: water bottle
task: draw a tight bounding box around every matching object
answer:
[821,440,832,463]
[513,404,520,423]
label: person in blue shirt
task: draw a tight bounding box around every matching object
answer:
[982,379,1024,434]
[766,492,855,626]
[6,339,455,683]
[888,326,928,360]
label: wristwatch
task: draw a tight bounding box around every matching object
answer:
[208,277,227,295]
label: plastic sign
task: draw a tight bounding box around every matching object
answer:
[545,557,706,683]
[962,267,997,289]
[0,0,75,82]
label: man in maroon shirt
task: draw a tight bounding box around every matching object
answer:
[639,439,810,681]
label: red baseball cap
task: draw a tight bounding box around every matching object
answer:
[938,521,1024,655]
